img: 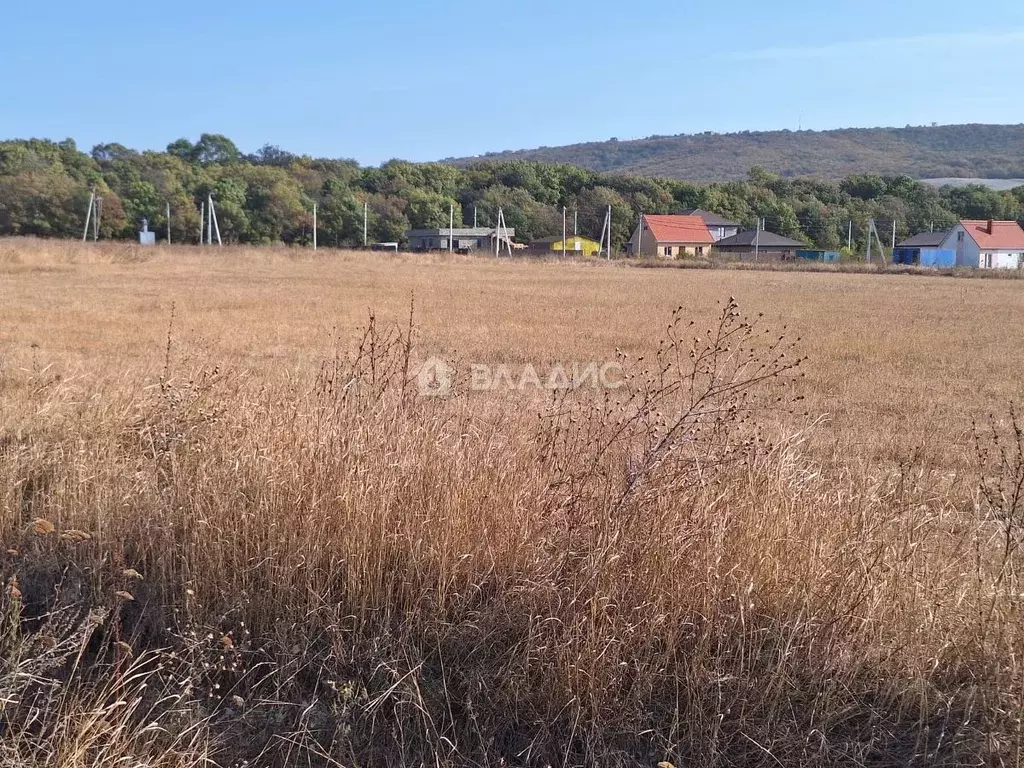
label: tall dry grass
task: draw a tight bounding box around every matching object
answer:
[1,241,1024,766]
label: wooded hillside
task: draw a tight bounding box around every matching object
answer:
[448,124,1024,181]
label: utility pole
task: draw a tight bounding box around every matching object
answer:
[891,220,896,252]
[82,189,95,243]
[449,204,454,253]
[312,203,317,251]
[607,205,612,259]
[754,217,760,263]
[847,220,852,251]
[573,208,578,237]
[93,197,101,241]
[495,207,509,257]
[363,201,368,247]
[167,202,172,245]
[207,194,213,245]
[473,205,477,229]
[562,206,567,257]
[866,219,888,264]
[209,195,222,246]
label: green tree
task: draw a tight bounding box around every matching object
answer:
[194,134,243,166]
[404,189,461,229]
[368,194,409,243]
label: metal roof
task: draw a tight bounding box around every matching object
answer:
[406,227,515,237]
[642,215,714,244]
[960,220,1024,250]
[896,231,949,248]
[716,230,805,248]
[680,208,742,228]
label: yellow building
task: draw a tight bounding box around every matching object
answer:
[530,235,603,256]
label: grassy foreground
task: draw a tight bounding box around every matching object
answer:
[2,240,1024,767]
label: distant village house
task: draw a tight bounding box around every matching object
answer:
[627,214,714,258]
[714,230,805,260]
[406,227,516,253]
[892,231,954,267]
[529,235,603,256]
[940,220,1024,269]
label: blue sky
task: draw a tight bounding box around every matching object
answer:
[3,0,1024,165]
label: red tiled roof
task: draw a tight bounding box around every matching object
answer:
[643,215,714,245]
[961,220,1024,250]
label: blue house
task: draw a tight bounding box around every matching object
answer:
[892,231,955,267]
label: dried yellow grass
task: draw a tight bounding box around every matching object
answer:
[1,239,1023,767]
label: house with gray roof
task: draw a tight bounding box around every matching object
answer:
[892,229,954,267]
[406,227,516,253]
[895,231,950,249]
[715,229,806,260]
[681,209,742,241]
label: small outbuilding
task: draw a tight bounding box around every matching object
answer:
[138,219,156,246]
[529,235,602,256]
[892,231,954,267]
[715,230,806,261]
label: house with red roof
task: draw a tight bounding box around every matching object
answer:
[627,214,714,258]
[939,219,1024,269]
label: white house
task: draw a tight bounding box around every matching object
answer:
[939,220,1024,269]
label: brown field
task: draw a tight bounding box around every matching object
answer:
[2,238,1024,767]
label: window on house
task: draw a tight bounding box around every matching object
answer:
[985,253,993,269]
[664,246,673,257]
[697,246,705,256]
[957,231,965,243]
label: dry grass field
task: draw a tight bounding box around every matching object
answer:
[2,238,1024,767]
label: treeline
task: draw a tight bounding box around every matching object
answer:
[2,134,1024,252]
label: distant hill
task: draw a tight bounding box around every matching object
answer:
[447,124,1024,182]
